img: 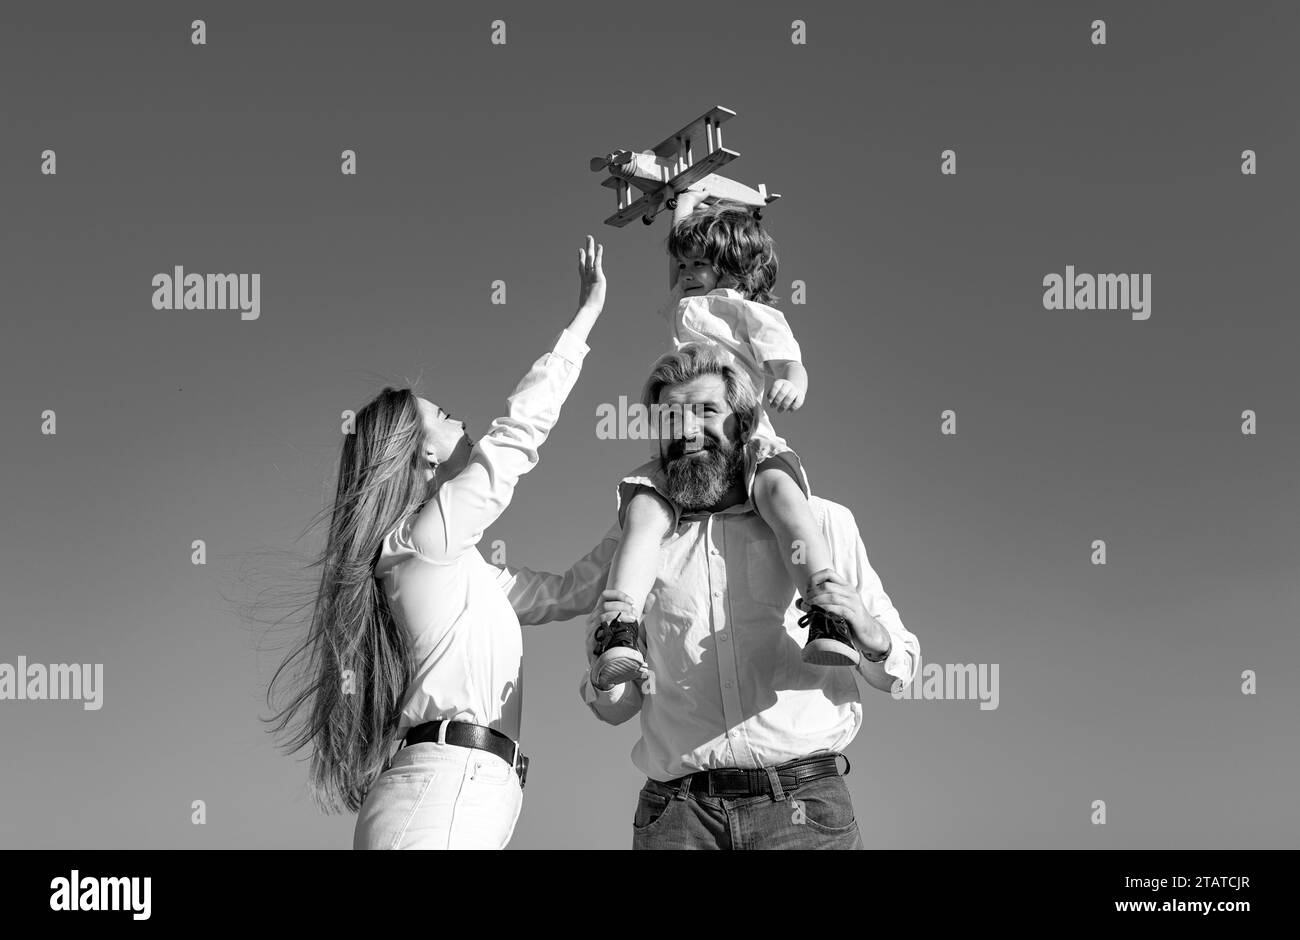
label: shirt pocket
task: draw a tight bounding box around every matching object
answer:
[745,537,796,610]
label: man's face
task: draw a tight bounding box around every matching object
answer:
[655,374,748,511]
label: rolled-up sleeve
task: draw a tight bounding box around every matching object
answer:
[738,298,803,366]
[823,507,919,693]
[410,329,589,562]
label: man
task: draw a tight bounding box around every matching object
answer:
[495,343,919,849]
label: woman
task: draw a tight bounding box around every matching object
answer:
[266,236,606,848]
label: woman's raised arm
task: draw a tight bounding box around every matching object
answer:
[409,238,606,562]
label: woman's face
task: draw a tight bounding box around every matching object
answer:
[417,398,472,482]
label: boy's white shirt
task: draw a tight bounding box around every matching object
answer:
[659,284,803,376]
[657,284,802,460]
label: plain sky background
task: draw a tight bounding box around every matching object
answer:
[1,1,1297,848]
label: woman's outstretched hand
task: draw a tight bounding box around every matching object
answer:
[565,236,606,347]
[577,235,606,315]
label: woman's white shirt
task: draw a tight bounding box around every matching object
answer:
[373,329,590,745]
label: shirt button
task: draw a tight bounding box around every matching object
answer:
[724,680,733,689]
[710,548,719,555]
[713,590,721,598]
[718,633,728,642]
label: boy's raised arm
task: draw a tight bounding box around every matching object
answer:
[666,186,708,288]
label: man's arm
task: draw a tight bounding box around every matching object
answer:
[809,505,920,694]
[492,524,620,626]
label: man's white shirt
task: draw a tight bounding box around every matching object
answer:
[496,473,919,782]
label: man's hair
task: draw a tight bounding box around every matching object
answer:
[666,199,778,304]
[640,343,760,437]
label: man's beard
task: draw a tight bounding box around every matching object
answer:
[660,436,746,512]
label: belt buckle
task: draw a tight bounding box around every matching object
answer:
[708,769,747,797]
[511,736,527,788]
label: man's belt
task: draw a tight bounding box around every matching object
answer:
[403,719,529,789]
[663,752,849,798]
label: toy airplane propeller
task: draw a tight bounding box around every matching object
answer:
[590,105,780,227]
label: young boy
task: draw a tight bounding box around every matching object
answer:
[589,187,859,690]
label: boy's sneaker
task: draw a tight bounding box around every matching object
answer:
[591,615,646,689]
[799,604,860,667]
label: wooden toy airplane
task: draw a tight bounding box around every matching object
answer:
[590,105,781,227]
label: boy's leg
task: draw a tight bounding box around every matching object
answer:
[592,487,675,688]
[606,487,675,621]
[752,462,859,666]
[752,462,833,598]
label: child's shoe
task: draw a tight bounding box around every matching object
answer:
[591,615,646,689]
[799,604,860,667]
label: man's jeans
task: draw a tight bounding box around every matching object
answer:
[631,769,863,849]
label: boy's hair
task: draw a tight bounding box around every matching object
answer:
[667,199,779,304]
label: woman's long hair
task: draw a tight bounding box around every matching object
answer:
[263,387,429,814]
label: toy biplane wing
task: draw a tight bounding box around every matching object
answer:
[590,105,780,227]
